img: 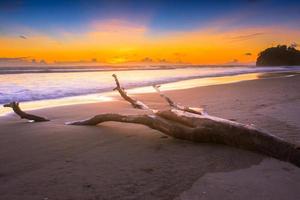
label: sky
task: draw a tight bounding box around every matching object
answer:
[0,0,300,66]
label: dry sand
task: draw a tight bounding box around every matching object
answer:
[0,74,300,200]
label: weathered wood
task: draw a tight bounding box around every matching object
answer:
[153,85,204,115]
[3,101,49,122]
[112,74,149,110]
[67,109,300,167]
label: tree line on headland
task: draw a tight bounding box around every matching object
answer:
[256,44,300,66]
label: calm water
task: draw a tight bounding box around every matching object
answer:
[0,66,299,104]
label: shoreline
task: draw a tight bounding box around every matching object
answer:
[1,71,299,116]
[0,65,290,74]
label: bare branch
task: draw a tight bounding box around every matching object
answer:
[3,101,49,122]
[153,85,204,115]
[112,74,149,110]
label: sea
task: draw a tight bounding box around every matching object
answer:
[1,65,300,106]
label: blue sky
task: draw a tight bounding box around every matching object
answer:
[1,0,300,35]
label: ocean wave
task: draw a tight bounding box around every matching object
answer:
[0,66,299,104]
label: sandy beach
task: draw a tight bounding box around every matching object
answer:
[0,74,300,200]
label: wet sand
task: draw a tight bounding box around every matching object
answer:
[0,74,300,200]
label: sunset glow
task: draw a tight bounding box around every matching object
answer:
[0,0,299,66]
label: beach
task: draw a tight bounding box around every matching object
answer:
[0,74,300,200]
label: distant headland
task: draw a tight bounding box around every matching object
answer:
[256,44,300,66]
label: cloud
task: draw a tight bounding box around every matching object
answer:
[229,32,264,42]
[0,57,28,62]
[54,59,98,65]
[40,59,47,64]
[0,57,31,66]
[0,57,48,66]
[140,57,153,62]
[225,59,240,65]
[158,58,168,63]
[19,35,27,39]
[173,52,186,57]
[244,52,252,56]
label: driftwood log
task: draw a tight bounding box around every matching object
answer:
[67,75,300,167]
[3,101,49,122]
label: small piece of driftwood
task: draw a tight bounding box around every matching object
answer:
[3,101,49,122]
[112,74,149,110]
[153,85,204,115]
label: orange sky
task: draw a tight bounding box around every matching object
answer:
[0,19,299,65]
